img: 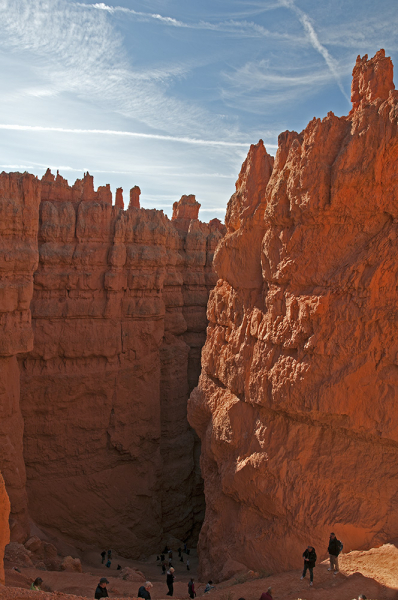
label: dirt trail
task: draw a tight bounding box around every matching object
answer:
[3,544,398,600]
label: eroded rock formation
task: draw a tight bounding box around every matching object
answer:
[0,164,224,563]
[188,49,398,580]
[10,174,225,557]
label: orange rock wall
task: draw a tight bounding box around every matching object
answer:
[188,50,398,580]
[15,172,224,556]
[0,173,40,546]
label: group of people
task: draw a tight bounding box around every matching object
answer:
[158,546,191,575]
[91,533,366,599]
[300,532,343,586]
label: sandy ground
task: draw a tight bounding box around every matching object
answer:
[3,543,398,600]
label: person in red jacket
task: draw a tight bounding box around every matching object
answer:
[259,587,273,600]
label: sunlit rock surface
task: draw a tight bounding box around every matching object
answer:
[188,49,398,580]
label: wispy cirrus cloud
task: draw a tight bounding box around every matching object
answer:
[219,58,351,114]
[0,0,239,140]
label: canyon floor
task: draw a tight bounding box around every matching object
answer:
[3,542,398,600]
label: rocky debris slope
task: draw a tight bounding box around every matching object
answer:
[188,49,398,580]
[0,168,225,560]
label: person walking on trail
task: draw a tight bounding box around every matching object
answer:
[30,577,43,591]
[301,545,317,586]
[138,581,153,599]
[188,578,196,599]
[259,587,273,600]
[95,577,109,599]
[166,566,175,596]
[101,550,106,564]
[328,532,342,574]
[186,558,190,571]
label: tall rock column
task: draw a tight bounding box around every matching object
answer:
[188,50,398,580]
[0,173,40,543]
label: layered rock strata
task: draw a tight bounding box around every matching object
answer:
[15,172,224,556]
[188,49,398,580]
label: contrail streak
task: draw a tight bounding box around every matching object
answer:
[0,124,274,148]
[279,0,350,102]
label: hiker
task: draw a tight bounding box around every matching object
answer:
[117,564,122,570]
[259,588,273,600]
[101,550,106,564]
[30,577,43,591]
[166,566,175,596]
[184,543,187,553]
[106,558,111,568]
[204,581,215,593]
[138,581,153,599]
[178,547,182,557]
[168,548,173,560]
[186,558,190,571]
[161,560,167,575]
[328,532,342,574]
[301,545,317,586]
[95,577,109,599]
[180,554,184,563]
[188,578,196,599]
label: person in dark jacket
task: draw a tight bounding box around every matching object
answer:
[188,578,196,599]
[301,545,317,586]
[138,581,153,599]
[328,532,342,574]
[101,550,106,564]
[95,577,109,599]
[166,567,175,596]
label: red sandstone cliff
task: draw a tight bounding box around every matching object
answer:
[188,49,398,580]
[0,173,40,548]
[8,174,225,557]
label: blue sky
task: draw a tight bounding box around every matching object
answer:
[0,0,397,221]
